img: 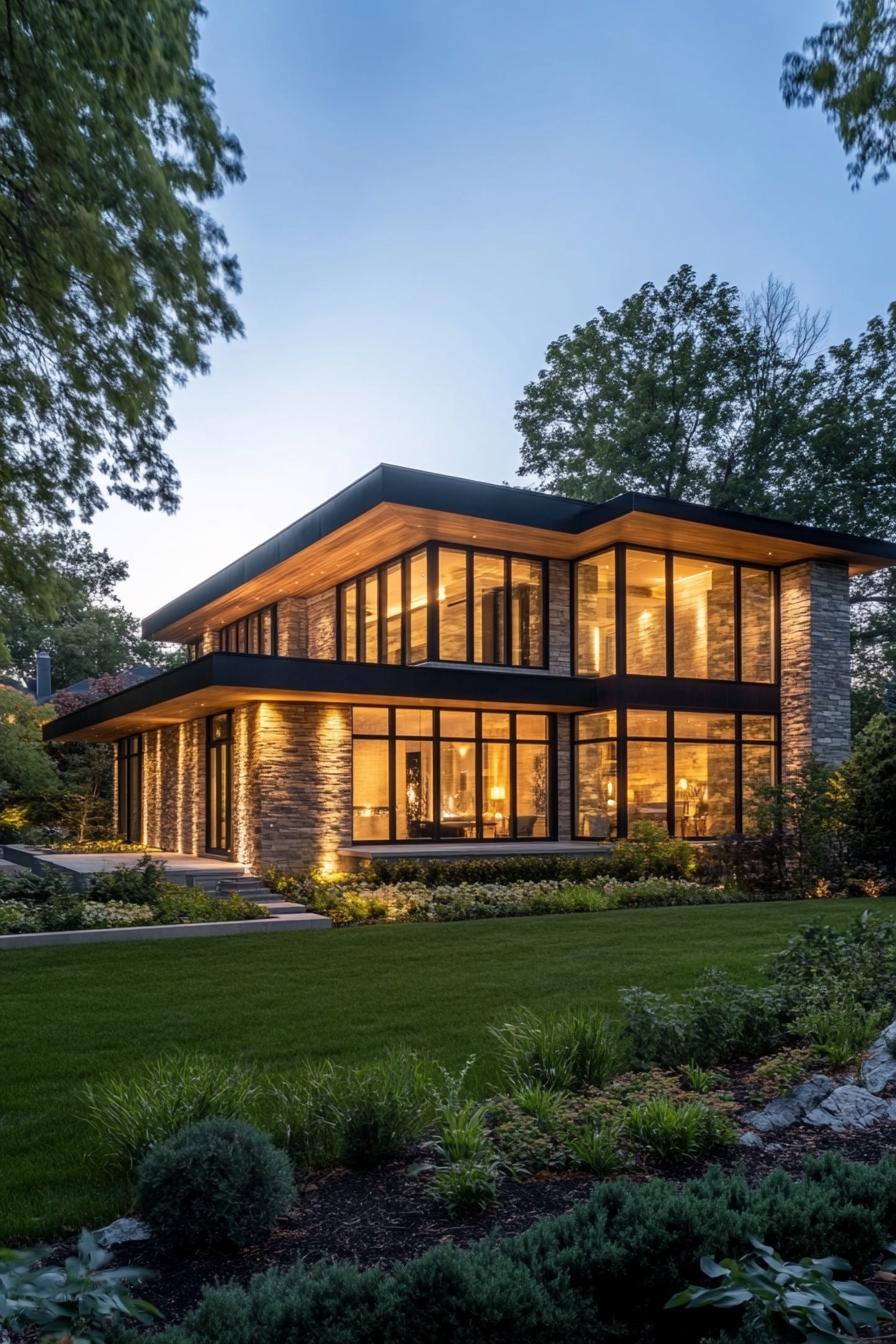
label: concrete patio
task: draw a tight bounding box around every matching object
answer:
[2,845,248,888]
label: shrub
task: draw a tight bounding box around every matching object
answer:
[87,854,169,903]
[428,1156,499,1215]
[747,1046,816,1101]
[620,970,785,1070]
[81,1052,261,1167]
[139,1156,896,1344]
[0,1229,158,1341]
[330,1050,436,1168]
[608,821,696,880]
[153,889,269,924]
[840,712,896,877]
[793,994,888,1067]
[0,899,41,933]
[490,1007,624,1091]
[136,1118,294,1250]
[623,1097,736,1165]
[79,900,156,928]
[767,911,896,1015]
[0,867,73,904]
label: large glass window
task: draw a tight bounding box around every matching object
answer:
[473,553,506,665]
[206,712,233,855]
[438,549,468,661]
[384,563,402,665]
[575,551,616,676]
[575,709,778,839]
[351,708,553,842]
[215,605,278,656]
[741,568,776,683]
[510,558,544,667]
[626,550,666,675]
[407,549,428,663]
[362,573,379,663]
[673,558,735,680]
[116,734,143,843]
[340,585,357,662]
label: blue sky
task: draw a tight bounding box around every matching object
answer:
[89,0,893,620]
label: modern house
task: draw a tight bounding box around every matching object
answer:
[43,465,896,871]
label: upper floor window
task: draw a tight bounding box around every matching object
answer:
[575,547,776,683]
[338,545,547,669]
[185,638,202,662]
[214,604,278,656]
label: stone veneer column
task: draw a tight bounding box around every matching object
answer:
[277,597,307,657]
[555,715,572,838]
[779,561,851,780]
[307,589,337,659]
[548,559,571,674]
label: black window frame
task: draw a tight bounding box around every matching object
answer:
[350,706,556,844]
[185,638,203,662]
[572,543,780,686]
[337,543,549,670]
[214,604,279,657]
[116,733,143,843]
[573,707,779,840]
[205,710,233,855]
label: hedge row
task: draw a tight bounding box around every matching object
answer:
[132,1154,896,1344]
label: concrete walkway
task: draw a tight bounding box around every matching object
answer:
[2,845,248,888]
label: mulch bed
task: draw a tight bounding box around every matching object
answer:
[94,1115,896,1331]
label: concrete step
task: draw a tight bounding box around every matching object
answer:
[258,898,308,915]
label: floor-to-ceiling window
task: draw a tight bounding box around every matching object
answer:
[116,734,143,843]
[338,545,547,669]
[574,709,778,839]
[214,605,278,655]
[351,707,553,842]
[575,546,776,684]
[206,711,233,854]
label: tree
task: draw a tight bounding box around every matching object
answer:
[782,0,896,187]
[0,686,59,824]
[516,266,896,723]
[0,528,181,690]
[0,0,243,602]
[50,677,130,841]
[841,711,896,872]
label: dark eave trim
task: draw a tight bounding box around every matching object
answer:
[141,463,896,639]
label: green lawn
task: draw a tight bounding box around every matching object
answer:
[1,897,889,1242]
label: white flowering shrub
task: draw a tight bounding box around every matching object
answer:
[0,899,42,933]
[79,901,157,929]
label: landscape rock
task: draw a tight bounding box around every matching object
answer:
[861,1019,896,1095]
[742,1074,835,1133]
[94,1216,151,1248]
[738,1131,763,1148]
[804,1084,891,1132]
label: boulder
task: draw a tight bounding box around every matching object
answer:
[804,1083,891,1132]
[93,1216,151,1248]
[742,1074,835,1133]
[861,1019,896,1095]
[738,1131,763,1148]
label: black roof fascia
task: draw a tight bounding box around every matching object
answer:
[42,653,595,741]
[142,464,896,640]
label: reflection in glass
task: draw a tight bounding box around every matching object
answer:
[440,741,475,838]
[406,549,428,663]
[673,712,735,740]
[626,550,666,675]
[438,548,468,661]
[395,708,433,737]
[742,743,776,830]
[363,573,378,663]
[516,713,548,741]
[627,740,667,826]
[576,710,617,741]
[384,563,402,664]
[627,709,667,738]
[741,568,775,683]
[352,738,390,840]
[516,742,548,837]
[673,558,735,680]
[510,558,543,667]
[473,553,506,664]
[352,706,388,735]
[339,583,357,661]
[743,715,776,741]
[395,738,434,839]
[481,711,510,739]
[482,741,511,837]
[576,740,617,838]
[674,742,735,838]
[576,551,616,675]
[440,710,475,737]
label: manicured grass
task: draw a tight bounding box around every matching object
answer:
[1,897,890,1241]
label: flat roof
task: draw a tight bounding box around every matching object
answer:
[143,463,896,641]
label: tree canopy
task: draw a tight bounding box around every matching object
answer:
[0,0,243,600]
[515,265,896,725]
[782,0,896,186]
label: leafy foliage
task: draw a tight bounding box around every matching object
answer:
[427,1156,500,1215]
[840,712,896,876]
[135,1118,294,1250]
[793,995,888,1067]
[0,1228,158,1343]
[0,0,243,596]
[622,1097,736,1166]
[668,1237,891,1341]
[620,970,784,1070]
[782,0,896,186]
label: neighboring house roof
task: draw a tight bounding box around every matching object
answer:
[57,664,162,701]
[142,463,896,643]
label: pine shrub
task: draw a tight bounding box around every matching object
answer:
[135,1117,294,1250]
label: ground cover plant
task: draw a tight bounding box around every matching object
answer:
[1,895,891,1242]
[0,856,268,934]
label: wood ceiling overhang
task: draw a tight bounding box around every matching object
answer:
[143,465,896,643]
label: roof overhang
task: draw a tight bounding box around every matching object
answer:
[142,465,896,642]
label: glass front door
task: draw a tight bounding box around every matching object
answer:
[116,734,143,843]
[206,712,233,855]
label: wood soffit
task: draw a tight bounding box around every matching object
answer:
[154,501,886,642]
